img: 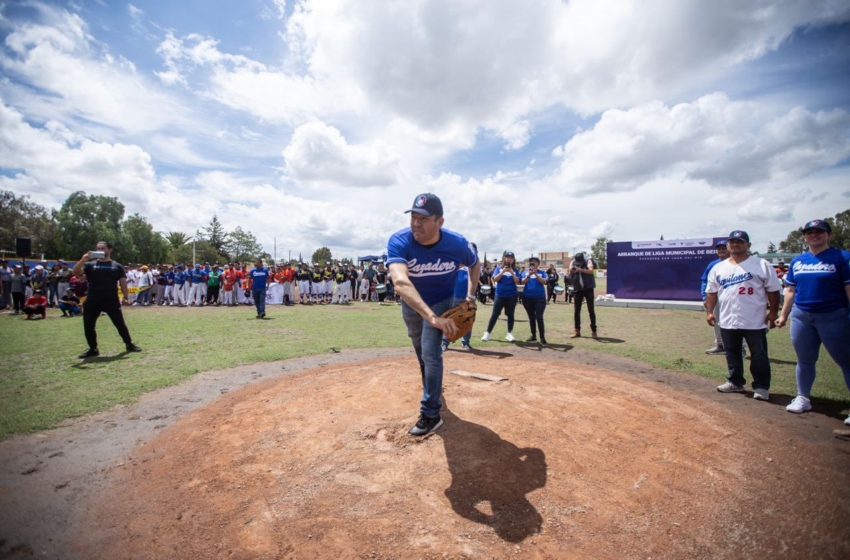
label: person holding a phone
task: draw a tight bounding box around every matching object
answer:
[567,252,597,338]
[481,251,520,342]
[72,241,142,358]
[521,257,549,346]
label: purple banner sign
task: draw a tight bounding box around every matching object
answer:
[606,238,726,301]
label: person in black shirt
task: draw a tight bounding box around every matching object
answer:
[72,241,142,358]
[374,263,388,305]
[59,289,81,316]
[478,263,492,304]
[546,264,560,303]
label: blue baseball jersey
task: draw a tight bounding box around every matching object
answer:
[453,267,469,299]
[520,269,548,299]
[174,271,186,285]
[386,228,477,306]
[785,248,850,313]
[700,258,723,300]
[190,269,207,283]
[492,265,519,297]
[165,272,175,285]
[249,267,270,291]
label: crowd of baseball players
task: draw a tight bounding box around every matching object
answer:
[117,260,401,309]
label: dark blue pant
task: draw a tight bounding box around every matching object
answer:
[58,302,81,314]
[522,297,547,339]
[720,328,771,390]
[486,295,518,333]
[252,288,266,315]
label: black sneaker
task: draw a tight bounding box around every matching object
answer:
[526,336,537,343]
[126,343,142,352]
[540,338,549,347]
[461,342,471,351]
[409,414,443,436]
[78,348,99,358]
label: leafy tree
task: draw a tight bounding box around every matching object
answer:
[163,231,192,249]
[170,240,226,266]
[778,208,850,252]
[591,238,610,269]
[123,214,170,264]
[827,209,850,249]
[778,228,805,253]
[0,190,60,257]
[766,241,777,253]
[52,191,127,258]
[202,214,229,258]
[660,234,664,240]
[312,246,333,266]
[225,227,264,262]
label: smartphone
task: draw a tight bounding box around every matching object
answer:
[90,251,106,259]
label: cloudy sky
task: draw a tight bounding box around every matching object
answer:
[2,0,849,260]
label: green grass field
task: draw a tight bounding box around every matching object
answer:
[1,297,847,439]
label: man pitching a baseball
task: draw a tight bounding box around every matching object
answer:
[387,193,480,436]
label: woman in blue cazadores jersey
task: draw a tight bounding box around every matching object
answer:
[520,256,549,347]
[481,251,520,342]
[776,219,850,424]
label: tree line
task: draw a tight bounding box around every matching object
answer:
[0,190,272,265]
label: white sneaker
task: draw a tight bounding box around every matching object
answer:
[716,381,745,393]
[506,332,516,342]
[845,415,850,426]
[481,332,491,341]
[786,396,812,414]
[753,388,769,401]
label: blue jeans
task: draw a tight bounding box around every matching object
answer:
[58,302,80,314]
[790,306,850,397]
[48,284,59,306]
[252,288,266,315]
[402,297,453,418]
[137,288,151,305]
[720,328,771,390]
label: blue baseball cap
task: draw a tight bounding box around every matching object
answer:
[803,219,831,233]
[405,193,443,217]
[728,230,750,242]
[715,240,728,247]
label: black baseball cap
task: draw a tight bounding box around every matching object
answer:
[728,230,750,242]
[504,251,515,258]
[715,240,728,247]
[803,219,831,233]
[405,193,443,217]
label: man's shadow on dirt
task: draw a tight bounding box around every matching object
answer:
[439,406,546,543]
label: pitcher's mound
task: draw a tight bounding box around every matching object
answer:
[82,355,849,559]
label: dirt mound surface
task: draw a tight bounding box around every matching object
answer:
[79,355,850,560]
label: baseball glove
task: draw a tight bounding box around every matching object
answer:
[441,300,477,342]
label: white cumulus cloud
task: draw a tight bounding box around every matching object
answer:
[549,94,850,195]
[282,121,402,188]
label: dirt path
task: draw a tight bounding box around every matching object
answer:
[1,346,848,559]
